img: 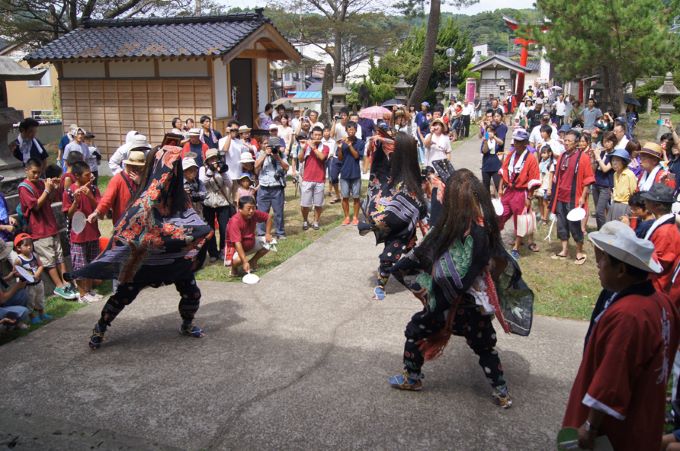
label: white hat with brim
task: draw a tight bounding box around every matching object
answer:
[588,220,663,273]
[127,134,152,152]
[269,123,279,130]
[123,150,146,166]
[205,148,219,161]
[239,152,255,164]
[182,157,198,171]
[187,128,201,137]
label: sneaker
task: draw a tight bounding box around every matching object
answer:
[351,218,359,226]
[492,386,513,409]
[79,293,97,304]
[342,217,351,225]
[388,371,423,391]
[276,235,287,240]
[88,291,105,302]
[89,324,105,350]
[53,286,74,300]
[30,316,42,325]
[302,221,309,231]
[510,249,520,260]
[40,313,53,321]
[180,323,205,338]
[312,222,320,230]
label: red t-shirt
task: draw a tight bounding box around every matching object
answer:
[18,179,59,240]
[302,144,329,183]
[62,184,101,243]
[96,171,136,225]
[227,210,269,251]
[556,151,579,203]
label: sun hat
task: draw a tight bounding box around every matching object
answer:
[588,221,662,273]
[187,128,201,137]
[182,157,198,171]
[205,148,219,161]
[127,134,151,152]
[639,142,664,160]
[558,124,571,133]
[239,172,255,181]
[431,118,446,129]
[123,150,146,166]
[512,128,529,142]
[609,148,631,162]
[13,232,32,249]
[421,101,430,107]
[239,152,255,164]
[0,239,12,260]
[641,183,675,204]
[238,125,252,133]
[269,123,279,131]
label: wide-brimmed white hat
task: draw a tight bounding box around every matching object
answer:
[588,221,662,273]
[128,134,151,152]
[187,128,201,137]
[239,152,255,164]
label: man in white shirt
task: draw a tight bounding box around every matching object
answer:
[529,113,558,149]
[554,94,567,127]
[613,121,629,150]
[461,102,474,137]
[218,120,244,182]
[322,126,340,202]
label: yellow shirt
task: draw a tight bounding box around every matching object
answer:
[612,168,637,203]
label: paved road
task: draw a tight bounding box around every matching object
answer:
[0,134,589,450]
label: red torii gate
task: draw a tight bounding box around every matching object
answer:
[502,16,548,98]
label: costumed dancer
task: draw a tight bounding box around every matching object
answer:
[498,128,542,259]
[388,169,535,408]
[67,145,213,349]
[360,132,427,301]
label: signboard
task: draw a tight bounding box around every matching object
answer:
[465,78,477,103]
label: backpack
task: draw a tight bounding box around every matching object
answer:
[15,181,35,232]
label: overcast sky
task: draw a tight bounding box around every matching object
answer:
[217,0,537,15]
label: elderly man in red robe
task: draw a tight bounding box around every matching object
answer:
[549,129,595,264]
[563,220,680,450]
[639,183,680,301]
[498,127,541,260]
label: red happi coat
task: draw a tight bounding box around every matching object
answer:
[550,150,596,213]
[563,282,680,451]
[637,164,676,191]
[647,219,680,307]
[500,149,541,190]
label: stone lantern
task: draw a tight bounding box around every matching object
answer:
[328,76,349,116]
[655,72,680,140]
[434,84,445,104]
[393,75,410,105]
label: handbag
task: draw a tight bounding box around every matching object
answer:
[515,208,536,237]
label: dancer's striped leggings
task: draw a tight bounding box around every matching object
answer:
[97,277,201,330]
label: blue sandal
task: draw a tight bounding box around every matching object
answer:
[373,286,386,301]
[180,324,205,338]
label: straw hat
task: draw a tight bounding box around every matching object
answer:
[431,118,446,129]
[239,125,252,134]
[639,142,664,160]
[123,150,146,166]
[588,221,662,273]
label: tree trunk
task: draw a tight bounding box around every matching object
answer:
[609,68,624,116]
[333,28,343,82]
[408,0,440,107]
[321,63,334,124]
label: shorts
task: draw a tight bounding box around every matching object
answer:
[300,181,325,208]
[70,240,100,272]
[25,281,45,311]
[340,178,362,199]
[225,236,268,265]
[556,201,584,243]
[327,157,341,184]
[33,235,64,268]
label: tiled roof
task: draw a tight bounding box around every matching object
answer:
[26,12,269,61]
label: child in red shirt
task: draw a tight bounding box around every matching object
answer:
[18,158,77,300]
[225,196,272,276]
[62,161,102,303]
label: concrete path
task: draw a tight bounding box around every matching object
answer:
[0,134,589,450]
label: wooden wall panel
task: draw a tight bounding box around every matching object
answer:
[63,78,216,158]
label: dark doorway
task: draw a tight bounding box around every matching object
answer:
[230,58,253,127]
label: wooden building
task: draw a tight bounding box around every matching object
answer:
[470,55,540,100]
[25,10,300,158]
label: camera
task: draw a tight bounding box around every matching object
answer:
[334,115,340,120]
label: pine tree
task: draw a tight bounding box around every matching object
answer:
[536,0,670,113]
